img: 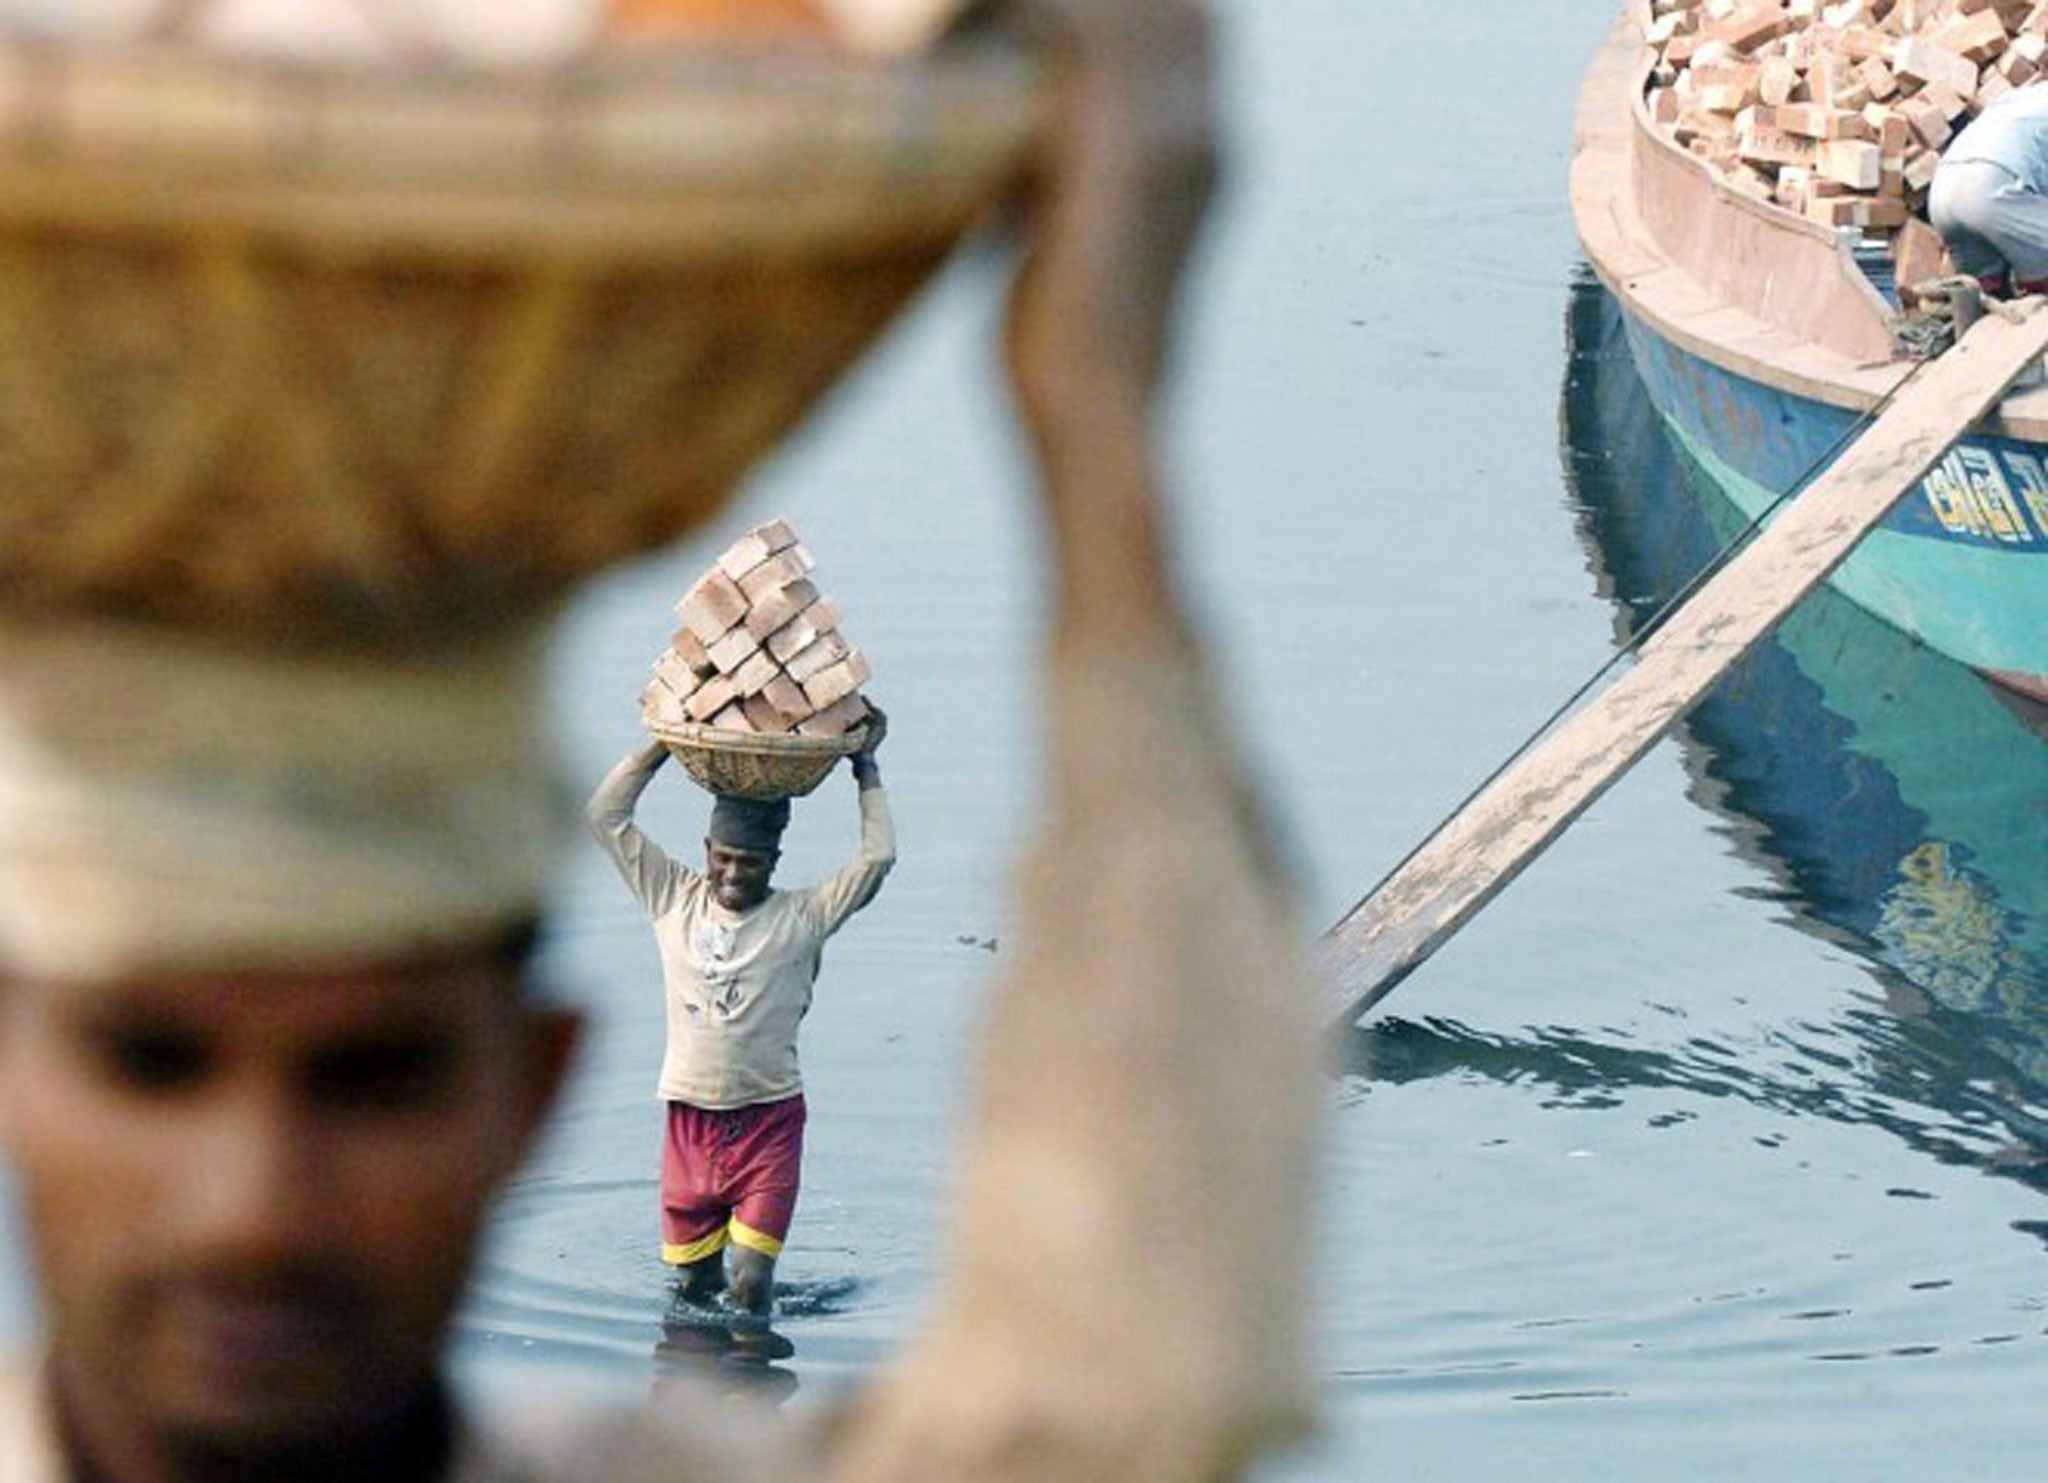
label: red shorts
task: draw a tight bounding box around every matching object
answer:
[660,1094,807,1266]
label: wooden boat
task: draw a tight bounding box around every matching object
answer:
[1569,4,2048,704]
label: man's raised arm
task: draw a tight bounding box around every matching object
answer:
[586,737,686,913]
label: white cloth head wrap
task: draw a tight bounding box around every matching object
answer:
[0,619,567,983]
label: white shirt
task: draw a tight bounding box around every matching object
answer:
[586,749,895,1109]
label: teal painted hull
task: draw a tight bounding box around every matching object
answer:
[1618,313,2048,696]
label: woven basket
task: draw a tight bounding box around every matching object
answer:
[0,31,1041,643]
[652,719,866,800]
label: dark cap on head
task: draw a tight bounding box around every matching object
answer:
[707,794,790,853]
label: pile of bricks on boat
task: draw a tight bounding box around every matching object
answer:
[641,519,872,738]
[1646,0,2048,267]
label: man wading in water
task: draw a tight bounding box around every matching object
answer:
[587,710,893,1333]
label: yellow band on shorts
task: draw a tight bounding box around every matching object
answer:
[729,1218,784,1258]
[662,1228,729,1266]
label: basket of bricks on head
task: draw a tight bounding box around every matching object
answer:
[642,519,875,801]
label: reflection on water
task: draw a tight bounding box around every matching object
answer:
[1338,273,2048,1208]
[653,1286,800,1407]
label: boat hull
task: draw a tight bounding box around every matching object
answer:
[1619,312,2048,699]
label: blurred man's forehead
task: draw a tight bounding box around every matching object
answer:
[11,957,512,1042]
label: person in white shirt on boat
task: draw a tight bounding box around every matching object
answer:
[1930,82,2048,296]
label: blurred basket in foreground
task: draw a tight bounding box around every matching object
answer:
[652,718,867,800]
[0,30,1041,643]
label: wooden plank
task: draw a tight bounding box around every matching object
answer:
[1320,301,2048,1029]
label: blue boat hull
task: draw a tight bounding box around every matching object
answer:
[1618,312,2048,698]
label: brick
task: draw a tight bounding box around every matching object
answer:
[1699,79,1759,112]
[1712,2,1789,51]
[706,701,755,734]
[1805,193,1908,226]
[644,686,691,730]
[1894,38,1980,96]
[1773,102,1873,138]
[683,671,742,722]
[801,651,871,711]
[1816,136,1883,187]
[782,630,851,684]
[1893,215,1952,296]
[740,692,792,735]
[675,569,748,645]
[1977,68,2016,106]
[1807,48,1856,104]
[765,596,844,665]
[729,647,780,698]
[1899,96,1954,147]
[741,576,819,641]
[1858,55,1900,97]
[1675,107,1737,146]
[759,673,814,727]
[668,626,718,679]
[1903,142,1942,188]
[714,518,800,581]
[1738,119,1819,167]
[651,654,700,696]
[1759,54,1801,105]
[1891,0,1942,31]
[796,694,870,739]
[1837,24,1891,62]
[1920,82,1974,120]
[737,544,817,604]
[706,624,761,675]
[1865,106,1912,157]
[1933,8,2009,63]
[1804,195,1864,226]
[1773,101,1830,135]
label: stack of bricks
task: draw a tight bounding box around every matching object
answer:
[641,518,873,739]
[1643,0,2048,266]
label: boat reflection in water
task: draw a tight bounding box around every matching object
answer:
[1340,274,2047,1204]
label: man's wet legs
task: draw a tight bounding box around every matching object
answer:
[727,1246,774,1315]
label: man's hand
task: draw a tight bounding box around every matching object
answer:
[851,702,888,786]
[855,702,889,760]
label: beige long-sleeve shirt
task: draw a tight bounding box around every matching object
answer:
[586,745,895,1110]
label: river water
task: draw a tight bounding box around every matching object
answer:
[4,1,2045,1478]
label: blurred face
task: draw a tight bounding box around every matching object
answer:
[704,841,778,912]
[0,954,578,1480]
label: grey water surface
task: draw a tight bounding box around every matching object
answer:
[3,2,2042,1479]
